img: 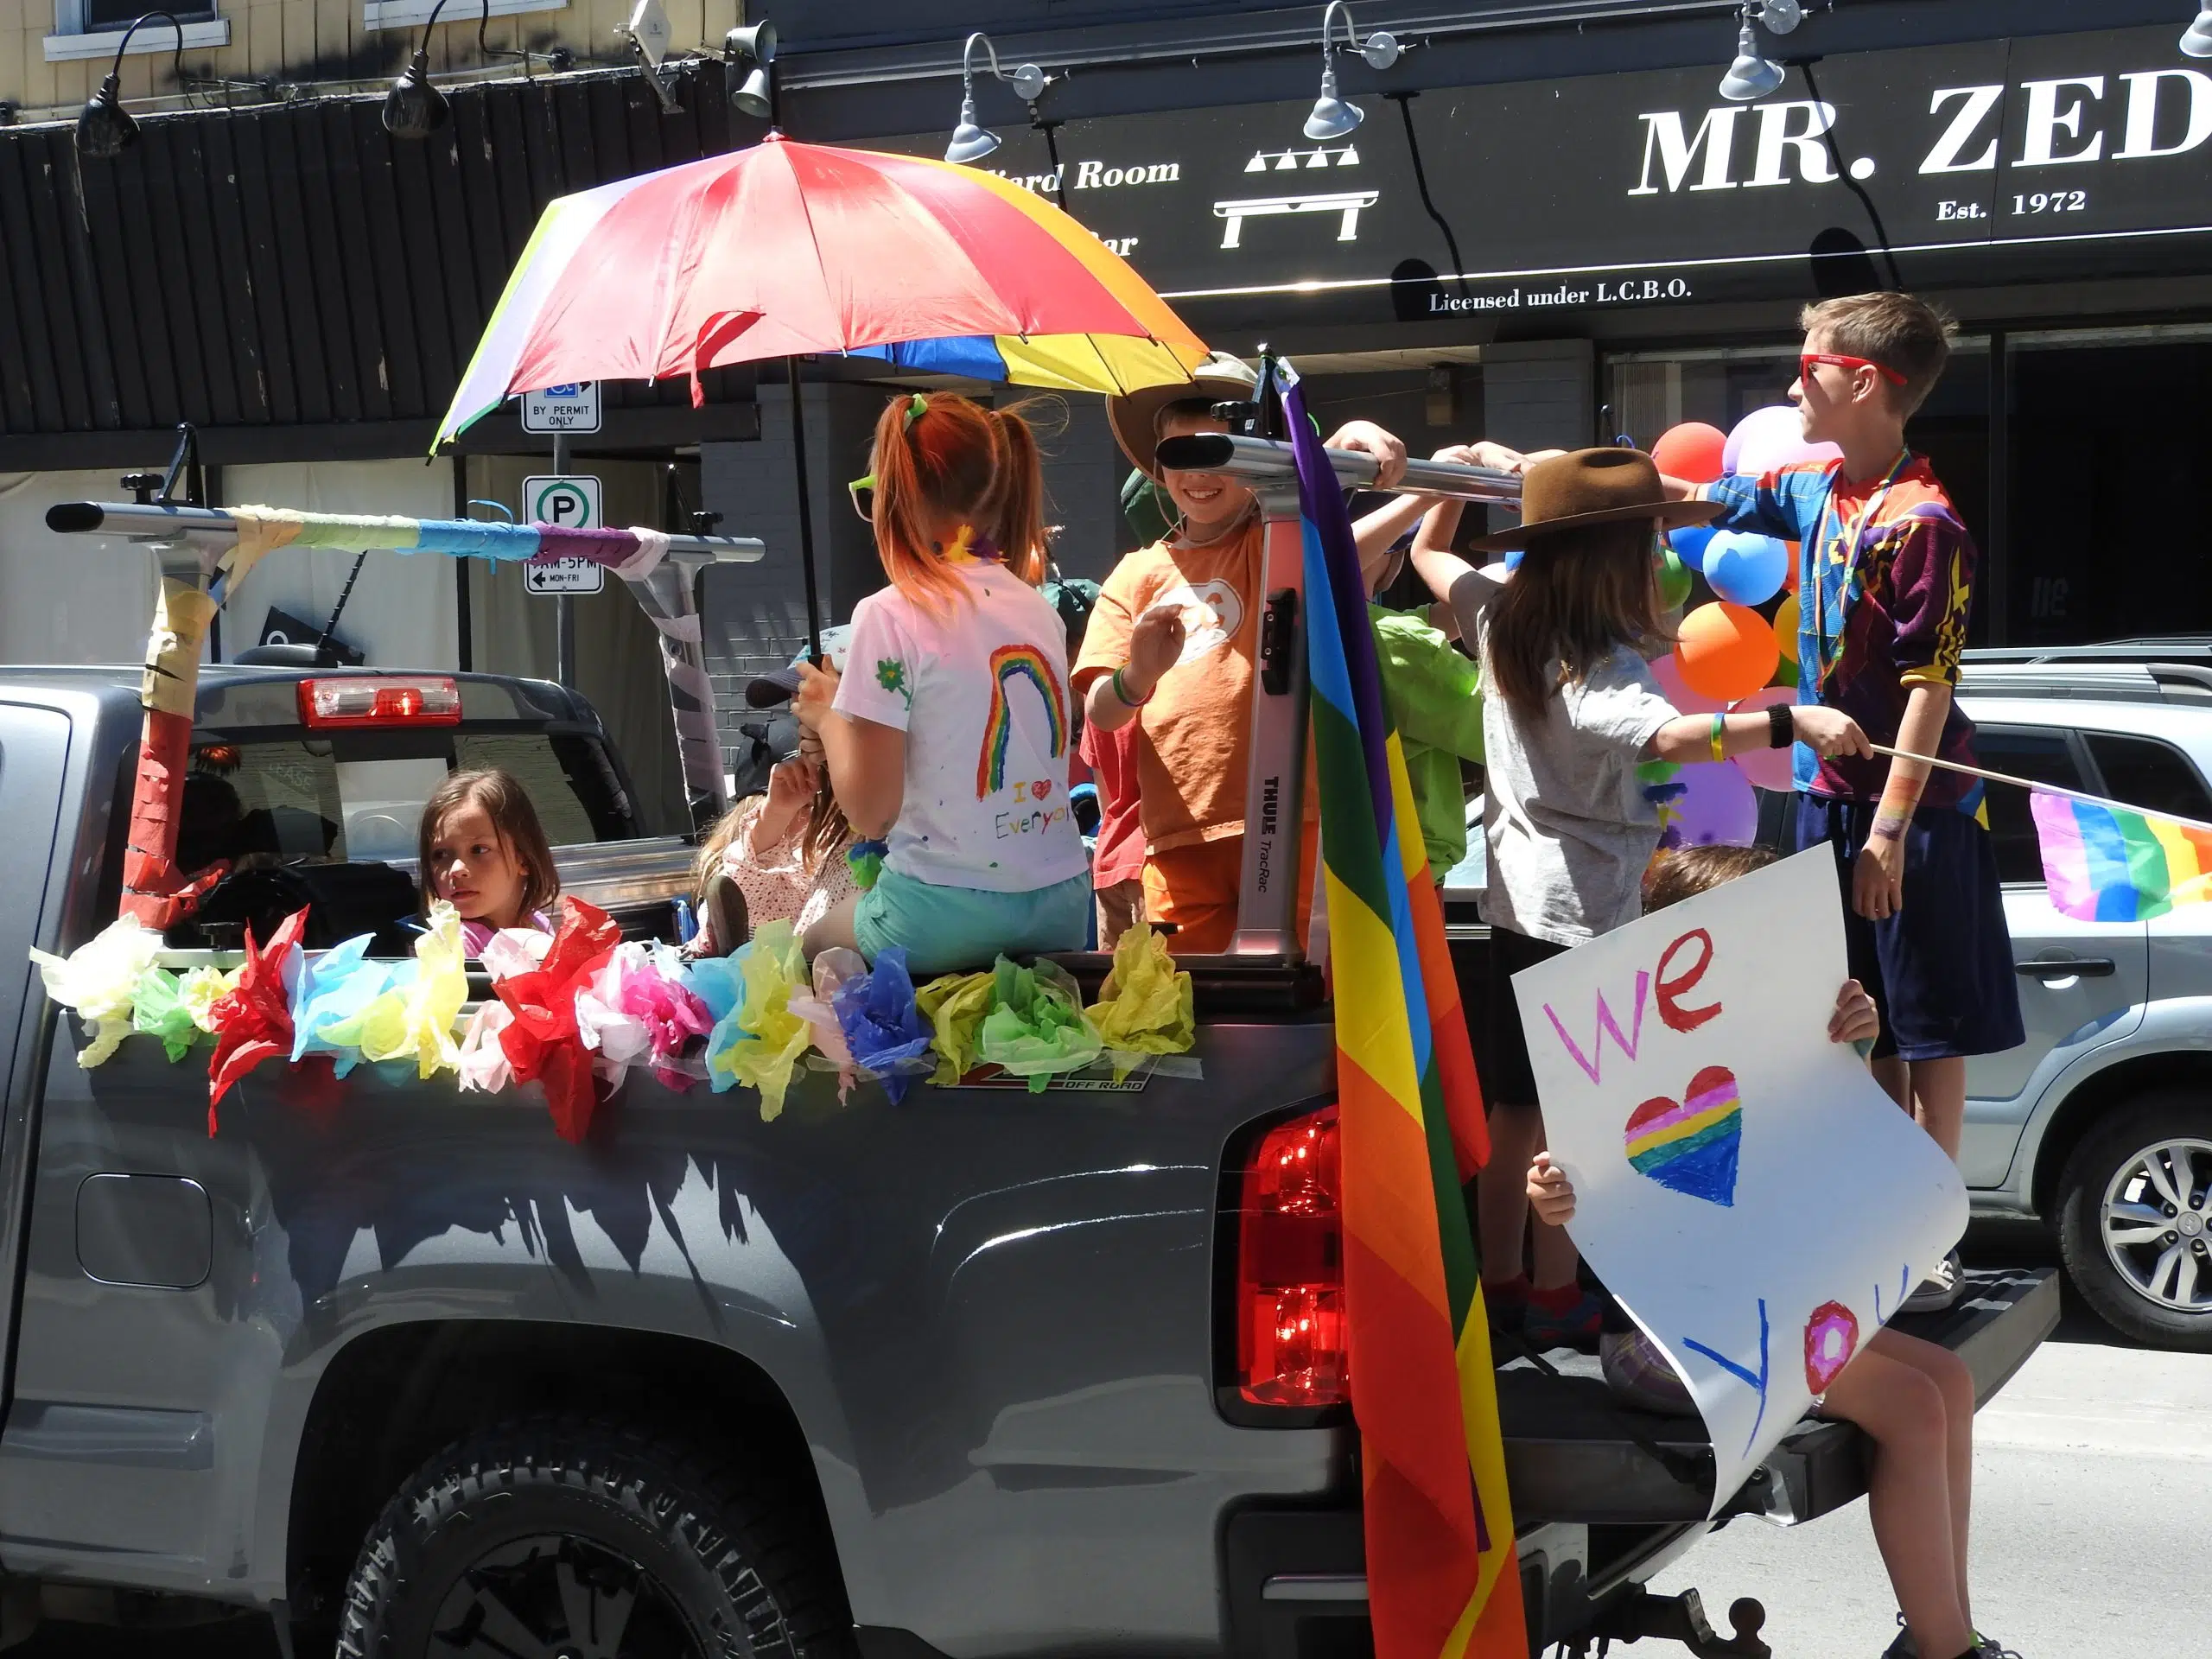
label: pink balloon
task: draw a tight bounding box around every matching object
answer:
[1730,687,1797,791]
[1656,760,1758,849]
[1649,650,1726,716]
[1725,404,1842,479]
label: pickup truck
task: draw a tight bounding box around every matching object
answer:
[0,483,2055,1659]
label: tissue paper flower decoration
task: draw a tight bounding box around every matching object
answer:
[977,956,1103,1092]
[180,964,238,1033]
[319,903,468,1078]
[831,946,934,1104]
[493,899,623,1142]
[787,947,865,1101]
[1086,922,1195,1079]
[707,921,813,1120]
[130,966,200,1062]
[915,969,994,1085]
[289,935,391,1075]
[205,907,309,1133]
[456,1001,518,1094]
[576,943,712,1090]
[29,917,164,1067]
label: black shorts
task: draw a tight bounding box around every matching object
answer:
[1792,795,2025,1063]
[1477,925,1572,1108]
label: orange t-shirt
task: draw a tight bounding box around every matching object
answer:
[1075,524,1264,855]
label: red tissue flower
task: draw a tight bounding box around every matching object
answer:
[204,906,309,1135]
[494,899,623,1142]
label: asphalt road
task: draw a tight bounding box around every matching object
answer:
[1649,1217,2212,1658]
[12,1222,2206,1658]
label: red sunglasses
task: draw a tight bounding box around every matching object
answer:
[1800,351,1908,388]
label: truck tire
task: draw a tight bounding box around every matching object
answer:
[2056,1091,2212,1352]
[337,1414,852,1659]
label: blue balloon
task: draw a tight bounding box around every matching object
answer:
[1702,530,1789,607]
[1504,548,1524,574]
[1668,524,1716,569]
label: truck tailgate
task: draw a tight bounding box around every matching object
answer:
[1500,1267,2060,1527]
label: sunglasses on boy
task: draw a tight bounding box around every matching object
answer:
[1800,351,1908,388]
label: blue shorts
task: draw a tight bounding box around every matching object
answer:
[854,867,1093,976]
[1792,795,2024,1062]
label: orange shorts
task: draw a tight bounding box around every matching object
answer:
[1143,826,1318,956]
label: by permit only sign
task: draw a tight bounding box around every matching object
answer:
[521,382,601,433]
[522,474,606,595]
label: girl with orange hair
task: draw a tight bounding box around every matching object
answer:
[792,392,1090,974]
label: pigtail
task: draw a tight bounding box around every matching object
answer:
[984,403,1049,587]
[866,391,1051,608]
[869,394,970,614]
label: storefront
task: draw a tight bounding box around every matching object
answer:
[842,16,2212,644]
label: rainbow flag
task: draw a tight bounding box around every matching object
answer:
[1280,365,1524,1659]
[2031,789,2212,922]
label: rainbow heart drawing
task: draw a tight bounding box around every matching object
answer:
[1623,1065,1743,1206]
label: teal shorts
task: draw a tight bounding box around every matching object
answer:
[854,867,1092,976]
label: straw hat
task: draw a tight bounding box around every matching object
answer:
[1469,447,1721,553]
[1108,352,1259,481]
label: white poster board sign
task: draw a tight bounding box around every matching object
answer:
[1512,848,1967,1516]
[521,474,606,596]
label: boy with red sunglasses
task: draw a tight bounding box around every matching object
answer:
[1667,292,2022,1315]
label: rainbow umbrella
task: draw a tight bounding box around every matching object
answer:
[435,134,1210,444]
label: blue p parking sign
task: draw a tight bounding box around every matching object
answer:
[522,474,606,594]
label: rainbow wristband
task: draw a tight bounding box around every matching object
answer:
[1709,712,1726,765]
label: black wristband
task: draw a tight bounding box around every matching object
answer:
[1768,704,1796,749]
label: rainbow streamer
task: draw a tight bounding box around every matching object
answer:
[1281,365,1523,1659]
[2030,789,2212,922]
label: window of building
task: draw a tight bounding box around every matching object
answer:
[361,0,567,31]
[45,0,227,61]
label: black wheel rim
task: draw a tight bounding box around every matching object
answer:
[429,1533,706,1658]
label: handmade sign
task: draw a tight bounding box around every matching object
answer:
[1512,849,1966,1516]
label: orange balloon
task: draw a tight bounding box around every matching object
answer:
[1675,602,1778,702]
[1785,540,1801,585]
[1772,593,1802,675]
[1652,422,1729,485]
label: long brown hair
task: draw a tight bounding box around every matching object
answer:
[1484,519,1668,718]
[418,767,561,919]
[691,780,852,904]
[870,391,1048,610]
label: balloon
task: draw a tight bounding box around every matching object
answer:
[1772,593,1802,676]
[1725,404,1843,479]
[1729,688,1798,791]
[1669,523,1715,569]
[1652,422,1728,484]
[1701,531,1790,607]
[1504,548,1524,574]
[1675,601,1778,702]
[1657,542,1694,611]
[1649,648,1726,716]
[1653,760,1758,849]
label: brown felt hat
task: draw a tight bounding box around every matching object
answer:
[1468,447,1722,554]
[1108,352,1258,481]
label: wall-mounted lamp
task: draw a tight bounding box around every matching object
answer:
[945,32,1047,164]
[725,22,777,121]
[1718,2,1801,103]
[74,11,188,159]
[2185,3,2212,58]
[1303,2,1401,143]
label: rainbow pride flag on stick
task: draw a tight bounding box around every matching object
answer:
[1280,365,1525,1659]
[2030,790,2212,922]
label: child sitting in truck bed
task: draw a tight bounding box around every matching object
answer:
[1528,843,2013,1659]
[418,768,561,957]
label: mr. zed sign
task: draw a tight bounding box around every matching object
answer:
[1513,850,1967,1515]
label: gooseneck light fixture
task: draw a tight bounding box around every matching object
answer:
[75,11,188,159]
[2186,3,2212,58]
[945,32,1048,164]
[1303,2,1402,142]
[1719,1,1801,103]
[725,22,777,120]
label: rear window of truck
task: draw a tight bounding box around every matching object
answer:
[179,729,634,871]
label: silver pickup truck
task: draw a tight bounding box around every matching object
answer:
[0,471,2053,1659]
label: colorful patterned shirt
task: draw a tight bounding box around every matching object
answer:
[1704,455,1985,816]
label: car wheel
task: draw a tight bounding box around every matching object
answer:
[337,1414,851,1659]
[2056,1090,2212,1351]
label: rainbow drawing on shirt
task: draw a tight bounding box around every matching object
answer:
[976,644,1067,799]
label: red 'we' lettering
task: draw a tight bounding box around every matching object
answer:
[1541,928,1722,1085]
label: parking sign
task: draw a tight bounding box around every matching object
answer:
[522,474,607,595]
[521,382,601,433]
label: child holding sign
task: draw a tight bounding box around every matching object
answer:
[1529,845,2006,1659]
[1409,448,1872,1346]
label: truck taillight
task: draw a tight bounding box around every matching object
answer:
[298,676,462,728]
[1235,1105,1347,1409]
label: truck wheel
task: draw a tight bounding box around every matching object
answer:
[337,1415,849,1659]
[2056,1091,2212,1351]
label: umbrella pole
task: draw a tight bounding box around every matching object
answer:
[785,355,823,658]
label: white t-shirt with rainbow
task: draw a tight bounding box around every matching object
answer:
[833,551,1087,895]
